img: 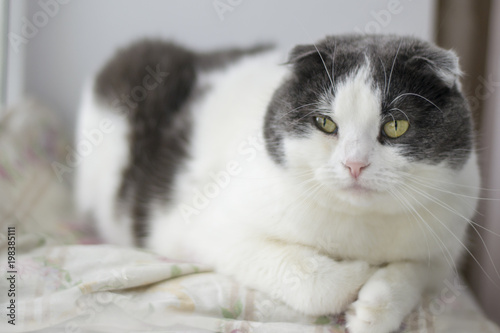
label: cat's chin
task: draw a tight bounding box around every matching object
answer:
[334,183,388,209]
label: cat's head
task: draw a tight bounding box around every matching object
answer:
[264,35,474,210]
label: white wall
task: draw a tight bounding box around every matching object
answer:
[0,0,7,107]
[14,0,435,129]
[4,0,26,108]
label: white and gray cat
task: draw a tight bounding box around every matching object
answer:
[75,34,480,333]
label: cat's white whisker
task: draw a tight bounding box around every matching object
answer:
[384,112,396,123]
[330,41,337,86]
[275,102,323,121]
[282,181,326,223]
[401,183,500,288]
[378,56,388,96]
[385,40,402,96]
[388,107,411,123]
[402,181,500,283]
[398,169,497,191]
[401,173,490,219]
[295,108,332,123]
[396,172,499,237]
[405,179,484,221]
[395,186,458,273]
[402,172,500,201]
[388,187,432,267]
[312,42,335,93]
[396,185,460,276]
[389,92,444,114]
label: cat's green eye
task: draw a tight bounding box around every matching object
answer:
[314,116,338,134]
[383,120,410,138]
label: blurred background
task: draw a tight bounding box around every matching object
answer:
[0,0,498,326]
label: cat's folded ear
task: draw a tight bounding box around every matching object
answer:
[287,45,325,63]
[408,48,462,88]
[286,44,331,76]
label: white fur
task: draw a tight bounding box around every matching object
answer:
[76,51,480,333]
[75,84,134,245]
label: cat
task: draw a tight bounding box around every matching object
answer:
[75,34,480,333]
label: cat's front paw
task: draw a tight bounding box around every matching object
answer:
[279,257,375,316]
[346,300,401,333]
[345,280,403,333]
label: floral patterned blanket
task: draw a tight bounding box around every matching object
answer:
[1,101,499,333]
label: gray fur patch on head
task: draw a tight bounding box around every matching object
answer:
[264,34,473,169]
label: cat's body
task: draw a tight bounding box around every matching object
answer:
[75,35,480,333]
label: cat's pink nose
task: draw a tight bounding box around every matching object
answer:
[344,160,370,179]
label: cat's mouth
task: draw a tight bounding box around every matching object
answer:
[342,183,375,194]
